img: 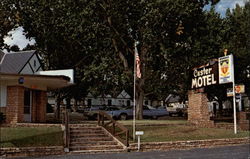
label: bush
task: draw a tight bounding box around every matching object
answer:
[0,112,6,123]
[47,103,54,113]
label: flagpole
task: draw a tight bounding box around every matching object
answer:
[231,55,237,134]
[233,77,237,134]
[133,41,136,141]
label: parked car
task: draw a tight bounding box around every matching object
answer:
[84,106,120,120]
[106,105,169,120]
[169,107,187,117]
[83,106,105,120]
[143,105,169,119]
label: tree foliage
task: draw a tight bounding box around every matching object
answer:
[1,0,219,119]
[0,1,17,48]
[223,2,250,95]
[3,0,250,119]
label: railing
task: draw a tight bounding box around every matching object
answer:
[98,111,129,147]
[63,110,70,152]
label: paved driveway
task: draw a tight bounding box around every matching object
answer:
[21,144,250,159]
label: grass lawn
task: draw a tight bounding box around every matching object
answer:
[0,126,63,147]
[0,120,248,147]
[117,120,249,143]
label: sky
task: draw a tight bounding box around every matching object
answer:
[213,0,247,17]
[3,0,248,50]
[4,27,35,50]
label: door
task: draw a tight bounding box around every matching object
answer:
[24,89,32,122]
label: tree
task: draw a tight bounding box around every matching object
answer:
[1,0,220,120]
[223,2,250,96]
[9,45,20,52]
[0,1,17,49]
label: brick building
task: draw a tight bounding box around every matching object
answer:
[0,50,73,124]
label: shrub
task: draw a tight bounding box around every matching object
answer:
[47,103,54,113]
[0,112,6,123]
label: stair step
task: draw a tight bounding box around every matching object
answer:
[70,145,123,151]
[70,134,107,138]
[70,149,126,154]
[70,124,98,128]
[70,125,102,129]
[70,136,113,142]
[70,129,104,133]
[70,141,118,146]
[68,124,125,153]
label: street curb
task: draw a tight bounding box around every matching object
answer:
[129,137,250,152]
[0,138,249,157]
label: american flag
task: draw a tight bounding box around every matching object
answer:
[135,46,141,78]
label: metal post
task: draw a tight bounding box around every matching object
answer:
[133,41,137,141]
[231,55,237,134]
[137,135,140,151]
[126,130,129,147]
[233,81,237,134]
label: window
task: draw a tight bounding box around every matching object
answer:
[87,99,92,106]
[119,100,124,106]
[127,100,131,106]
[0,85,7,107]
[108,99,112,106]
[24,90,31,114]
[34,60,36,67]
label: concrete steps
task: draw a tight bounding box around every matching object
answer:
[69,124,125,153]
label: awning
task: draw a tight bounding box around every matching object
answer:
[0,73,73,91]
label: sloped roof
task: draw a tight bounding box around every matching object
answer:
[117,90,131,99]
[0,50,35,73]
[0,51,5,63]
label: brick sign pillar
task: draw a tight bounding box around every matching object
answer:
[6,86,25,124]
[237,112,250,131]
[188,90,214,127]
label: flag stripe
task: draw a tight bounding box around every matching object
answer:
[135,47,141,78]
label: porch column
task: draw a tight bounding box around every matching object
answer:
[36,90,47,122]
[31,91,37,122]
[6,86,24,124]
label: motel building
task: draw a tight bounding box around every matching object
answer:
[0,50,73,124]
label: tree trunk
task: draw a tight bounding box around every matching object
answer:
[136,86,144,120]
[135,46,147,120]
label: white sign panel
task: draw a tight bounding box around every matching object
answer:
[218,55,234,84]
[135,131,144,135]
[227,88,233,97]
[36,69,74,83]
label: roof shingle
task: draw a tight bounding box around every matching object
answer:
[0,50,35,73]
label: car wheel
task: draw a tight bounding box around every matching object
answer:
[152,115,158,120]
[119,114,127,120]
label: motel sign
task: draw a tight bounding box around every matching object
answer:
[191,61,218,89]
